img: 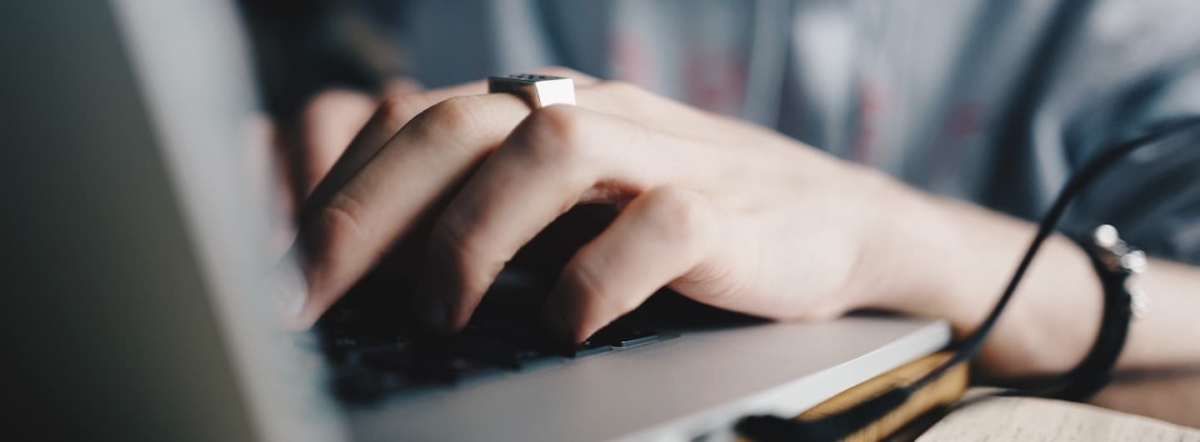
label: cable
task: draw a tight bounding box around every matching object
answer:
[735,117,1200,442]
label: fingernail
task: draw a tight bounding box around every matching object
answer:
[414,283,448,332]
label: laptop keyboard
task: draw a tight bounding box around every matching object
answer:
[313,310,675,403]
[303,250,759,404]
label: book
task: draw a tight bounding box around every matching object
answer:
[918,395,1200,441]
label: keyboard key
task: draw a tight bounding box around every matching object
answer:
[613,329,664,348]
[321,330,407,362]
[333,369,383,402]
[507,348,566,370]
[411,354,507,384]
[588,325,665,348]
[445,337,565,370]
[357,345,413,371]
[319,313,673,402]
[567,340,613,358]
[333,369,414,403]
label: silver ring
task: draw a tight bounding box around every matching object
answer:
[488,73,576,108]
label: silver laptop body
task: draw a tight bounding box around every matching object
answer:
[1,2,949,441]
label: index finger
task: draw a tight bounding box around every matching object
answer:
[293,93,533,327]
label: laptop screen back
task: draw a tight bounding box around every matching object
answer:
[2,1,343,441]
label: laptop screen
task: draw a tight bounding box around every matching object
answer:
[110,1,347,441]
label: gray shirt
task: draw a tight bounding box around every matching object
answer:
[281,0,1200,263]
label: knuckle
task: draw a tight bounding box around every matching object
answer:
[568,253,637,315]
[428,215,470,265]
[423,95,483,135]
[303,90,366,122]
[377,95,427,131]
[642,188,715,249]
[517,106,589,162]
[678,260,743,306]
[428,215,501,294]
[428,214,478,272]
[595,80,643,98]
[307,193,368,261]
[591,80,649,107]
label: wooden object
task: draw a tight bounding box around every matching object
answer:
[798,352,968,441]
[740,352,969,441]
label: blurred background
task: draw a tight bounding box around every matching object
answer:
[238,0,1200,265]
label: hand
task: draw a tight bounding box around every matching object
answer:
[285,68,911,343]
[286,78,424,203]
[282,70,1200,420]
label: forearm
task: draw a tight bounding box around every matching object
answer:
[866,180,1200,378]
[1118,258,1200,370]
[1092,367,1200,428]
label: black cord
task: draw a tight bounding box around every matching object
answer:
[735,117,1200,442]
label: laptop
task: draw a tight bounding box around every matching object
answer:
[2,2,949,441]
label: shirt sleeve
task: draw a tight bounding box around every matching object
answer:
[1062,61,1200,265]
[1012,0,1200,265]
[239,0,398,119]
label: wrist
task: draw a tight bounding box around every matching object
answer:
[849,175,966,319]
[859,182,1106,377]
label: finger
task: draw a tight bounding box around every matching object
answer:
[578,80,787,151]
[297,89,377,193]
[294,75,615,328]
[303,81,484,213]
[382,77,424,97]
[544,187,718,343]
[303,67,600,213]
[294,93,533,327]
[415,105,701,332]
